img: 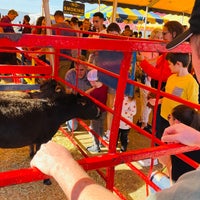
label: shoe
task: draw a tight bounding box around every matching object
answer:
[103,134,109,142]
[87,145,100,153]
[99,143,105,148]
[143,125,152,133]
[103,130,110,142]
[136,120,142,127]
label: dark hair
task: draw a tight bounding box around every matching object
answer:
[71,17,79,24]
[172,105,200,131]
[166,53,190,67]
[125,25,130,29]
[35,16,45,34]
[93,12,104,19]
[24,15,30,22]
[54,10,64,17]
[164,21,184,39]
[107,22,121,34]
[133,31,138,38]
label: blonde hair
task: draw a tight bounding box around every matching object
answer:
[8,9,18,16]
[150,28,163,40]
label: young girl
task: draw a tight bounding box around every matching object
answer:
[117,95,137,152]
[168,104,200,181]
[86,69,108,153]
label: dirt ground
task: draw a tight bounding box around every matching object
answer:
[0,130,162,200]
[0,94,163,200]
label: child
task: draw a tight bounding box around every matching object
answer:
[168,105,200,182]
[158,53,199,139]
[151,104,200,193]
[158,53,199,174]
[86,69,108,153]
[117,95,137,152]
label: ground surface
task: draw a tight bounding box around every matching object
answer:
[0,128,162,200]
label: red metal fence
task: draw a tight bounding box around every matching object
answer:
[0,27,199,199]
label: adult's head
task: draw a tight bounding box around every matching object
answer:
[70,17,79,27]
[106,22,121,35]
[7,9,18,21]
[74,55,88,79]
[23,15,30,24]
[35,16,45,34]
[162,20,184,42]
[92,12,104,32]
[166,0,200,82]
[54,10,65,23]
[150,28,163,40]
[82,18,90,31]
[122,25,133,37]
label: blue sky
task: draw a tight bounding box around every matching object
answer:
[1,0,96,14]
[1,0,98,24]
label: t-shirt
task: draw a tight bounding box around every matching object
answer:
[161,73,199,120]
[52,22,76,60]
[119,96,137,129]
[147,168,200,200]
[0,16,14,33]
[90,84,108,112]
[65,68,91,93]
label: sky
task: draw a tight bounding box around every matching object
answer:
[1,0,97,14]
[1,0,98,24]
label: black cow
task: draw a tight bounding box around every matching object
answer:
[0,79,100,152]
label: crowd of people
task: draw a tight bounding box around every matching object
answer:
[1,1,200,199]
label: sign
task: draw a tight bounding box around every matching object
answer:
[63,1,85,16]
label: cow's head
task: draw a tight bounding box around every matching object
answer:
[75,94,101,120]
[30,79,65,99]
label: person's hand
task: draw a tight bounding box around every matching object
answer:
[162,123,200,147]
[30,141,72,177]
[136,52,144,62]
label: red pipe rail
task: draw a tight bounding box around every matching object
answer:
[0,30,198,198]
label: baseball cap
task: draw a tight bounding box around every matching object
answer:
[166,0,200,50]
[87,69,98,81]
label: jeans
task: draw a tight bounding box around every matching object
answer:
[90,112,106,148]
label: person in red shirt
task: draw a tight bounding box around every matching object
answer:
[86,69,108,153]
[137,20,184,140]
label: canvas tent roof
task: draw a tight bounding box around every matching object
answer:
[78,0,195,15]
[84,4,164,24]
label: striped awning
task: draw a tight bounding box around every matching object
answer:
[84,4,164,24]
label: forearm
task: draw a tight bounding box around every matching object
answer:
[52,159,119,200]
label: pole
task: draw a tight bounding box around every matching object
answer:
[144,6,149,38]
[111,0,118,22]
[42,0,55,75]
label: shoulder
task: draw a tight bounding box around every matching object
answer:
[167,74,176,80]
[65,69,76,78]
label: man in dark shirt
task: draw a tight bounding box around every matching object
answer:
[22,15,32,34]
[52,10,76,79]
[0,9,19,66]
[0,9,18,33]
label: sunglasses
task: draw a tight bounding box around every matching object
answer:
[162,31,169,36]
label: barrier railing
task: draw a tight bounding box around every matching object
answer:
[0,29,198,199]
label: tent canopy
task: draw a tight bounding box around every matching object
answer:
[78,0,195,15]
[85,5,164,24]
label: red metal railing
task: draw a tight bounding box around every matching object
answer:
[0,26,198,199]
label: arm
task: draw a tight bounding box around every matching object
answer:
[85,87,95,94]
[137,54,171,82]
[0,27,4,33]
[31,141,119,200]
[162,123,200,147]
